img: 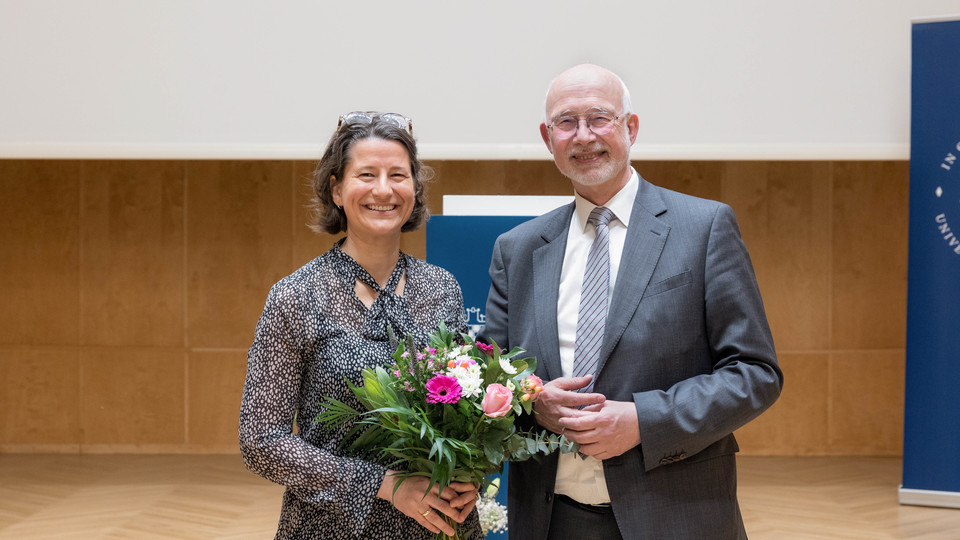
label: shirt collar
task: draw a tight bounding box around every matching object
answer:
[573,168,639,232]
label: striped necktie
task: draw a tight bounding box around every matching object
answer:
[573,206,615,390]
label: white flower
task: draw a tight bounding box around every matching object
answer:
[447,359,484,398]
[499,357,518,375]
[506,380,516,392]
[477,496,508,535]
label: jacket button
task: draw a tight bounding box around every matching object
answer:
[545,492,553,503]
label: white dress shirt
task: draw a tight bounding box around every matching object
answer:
[553,170,639,505]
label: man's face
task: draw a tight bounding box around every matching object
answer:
[540,67,638,195]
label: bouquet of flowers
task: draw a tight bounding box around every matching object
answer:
[315,322,576,539]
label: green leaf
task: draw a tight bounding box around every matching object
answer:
[428,321,454,351]
[509,359,530,375]
[520,398,534,415]
[483,361,503,385]
[560,434,581,454]
[517,356,538,376]
[313,398,361,428]
[500,346,527,360]
[526,438,539,455]
[481,429,506,465]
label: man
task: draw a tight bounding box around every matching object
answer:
[480,64,782,539]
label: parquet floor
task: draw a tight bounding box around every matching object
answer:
[0,454,958,539]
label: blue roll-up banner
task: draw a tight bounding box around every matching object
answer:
[901,16,960,509]
[426,195,571,538]
[427,215,533,338]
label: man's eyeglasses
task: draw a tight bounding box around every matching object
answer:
[546,111,624,140]
[337,111,413,134]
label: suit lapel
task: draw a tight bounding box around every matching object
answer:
[594,179,669,377]
[532,202,574,381]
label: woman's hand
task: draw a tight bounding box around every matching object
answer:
[378,471,479,535]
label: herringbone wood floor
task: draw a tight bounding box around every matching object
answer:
[0,455,957,539]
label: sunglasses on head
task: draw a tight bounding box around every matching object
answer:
[336,111,413,134]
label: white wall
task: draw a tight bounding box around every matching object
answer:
[1,1,957,160]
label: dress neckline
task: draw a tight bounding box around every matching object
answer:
[332,239,407,296]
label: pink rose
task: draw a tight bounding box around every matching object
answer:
[481,383,513,417]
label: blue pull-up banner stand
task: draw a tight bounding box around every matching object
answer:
[428,214,530,539]
[426,195,572,537]
[901,16,960,509]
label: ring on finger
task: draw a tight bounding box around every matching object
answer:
[421,509,432,517]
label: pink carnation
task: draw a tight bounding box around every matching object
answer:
[476,342,496,355]
[425,375,462,404]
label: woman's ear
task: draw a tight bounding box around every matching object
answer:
[330,175,342,207]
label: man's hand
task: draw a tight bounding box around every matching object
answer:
[533,375,605,433]
[558,399,641,460]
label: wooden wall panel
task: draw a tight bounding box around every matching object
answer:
[80,348,185,447]
[735,353,828,455]
[0,161,80,346]
[0,159,910,455]
[292,160,339,269]
[723,162,832,352]
[185,161,294,349]
[80,161,185,347]
[0,348,80,446]
[188,351,247,449]
[637,161,724,202]
[831,162,909,350]
[828,351,905,455]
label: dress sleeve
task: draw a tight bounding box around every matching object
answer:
[238,284,387,536]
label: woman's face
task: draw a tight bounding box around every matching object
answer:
[332,137,416,243]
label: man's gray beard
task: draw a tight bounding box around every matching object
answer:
[562,160,623,188]
[562,133,631,188]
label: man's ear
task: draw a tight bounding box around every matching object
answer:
[540,123,554,154]
[626,113,640,145]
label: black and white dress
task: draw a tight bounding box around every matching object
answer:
[239,241,481,539]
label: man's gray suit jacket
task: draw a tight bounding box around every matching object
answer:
[480,175,782,540]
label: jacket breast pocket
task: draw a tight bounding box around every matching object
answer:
[631,269,702,361]
[643,270,692,298]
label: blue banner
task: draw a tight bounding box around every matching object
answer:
[427,214,537,538]
[901,17,960,508]
[427,215,533,338]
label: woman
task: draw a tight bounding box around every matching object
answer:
[239,112,481,539]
